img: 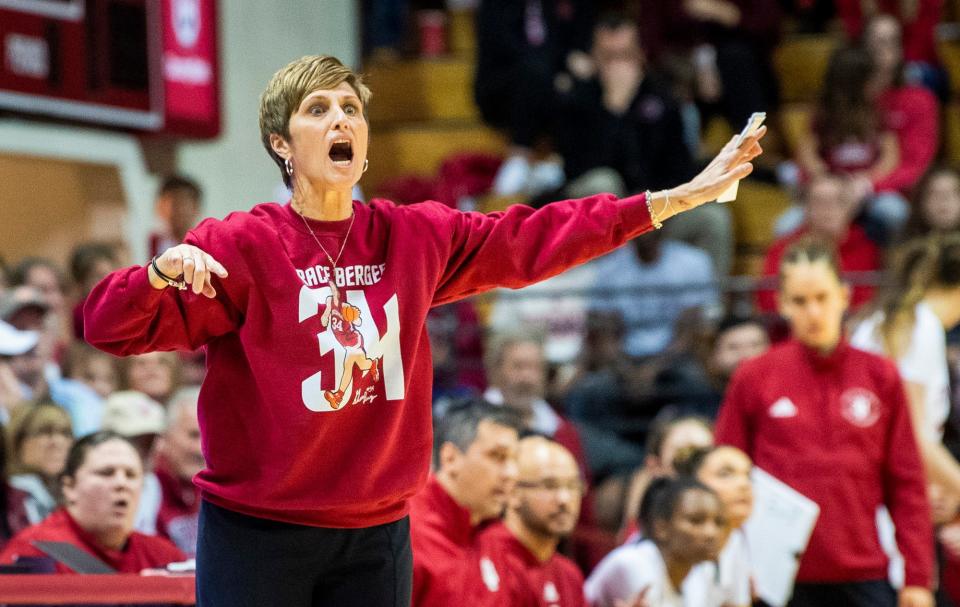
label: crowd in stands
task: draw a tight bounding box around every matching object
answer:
[0,176,205,575]
[1,1,960,606]
[369,0,960,604]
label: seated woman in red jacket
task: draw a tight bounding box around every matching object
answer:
[0,431,185,573]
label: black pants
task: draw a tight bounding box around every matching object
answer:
[788,580,897,607]
[195,500,412,607]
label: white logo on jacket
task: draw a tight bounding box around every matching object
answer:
[480,557,500,592]
[840,388,881,427]
[768,397,798,418]
[544,581,560,604]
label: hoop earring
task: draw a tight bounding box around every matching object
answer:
[363,158,369,173]
[285,157,293,177]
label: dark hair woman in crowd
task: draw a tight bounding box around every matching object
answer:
[0,431,184,572]
[674,445,754,606]
[586,476,724,606]
[903,165,960,239]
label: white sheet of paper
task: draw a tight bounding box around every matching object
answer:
[716,112,765,203]
[742,467,820,607]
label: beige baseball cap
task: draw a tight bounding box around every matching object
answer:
[102,390,166,437]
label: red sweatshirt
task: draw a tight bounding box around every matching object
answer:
[0,509,184,573]
[716,340,933,588]
[84,195,653,529]
[476,522,587,607]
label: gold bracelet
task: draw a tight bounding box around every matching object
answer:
[645,190,663,230]
[661,189,673,217]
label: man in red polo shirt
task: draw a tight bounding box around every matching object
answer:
[409,401,522,606]
[478,436,587,607]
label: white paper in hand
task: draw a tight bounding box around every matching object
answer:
[716,112,765,203]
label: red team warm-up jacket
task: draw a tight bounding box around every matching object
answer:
[476,522,587,607]
[84,195,654,530]
[409,478,586,607]
[716,339,933,588]
[409,477,483,606]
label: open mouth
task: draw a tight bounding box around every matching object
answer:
[112,498,130,510]
[329,140,353,165]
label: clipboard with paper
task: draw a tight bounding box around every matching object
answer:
[742,467,820,607]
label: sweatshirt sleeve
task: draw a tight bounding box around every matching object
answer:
[881,364,934,588]
[715,364,756,454]
[428,192,654,306]
[873,88,939,193]
[83,220,245,355]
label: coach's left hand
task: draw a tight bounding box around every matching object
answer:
[652,126,765,221]
[899,585,933,607]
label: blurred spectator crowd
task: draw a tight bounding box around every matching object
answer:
[367,0,960,604]
[2,1,960,605]
[0,176,205,574]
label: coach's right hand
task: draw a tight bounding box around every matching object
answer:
[148,244,229,297]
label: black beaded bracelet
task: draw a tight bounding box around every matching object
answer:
[150,256,188,290]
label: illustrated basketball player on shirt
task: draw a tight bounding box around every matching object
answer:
[320,282,380,409]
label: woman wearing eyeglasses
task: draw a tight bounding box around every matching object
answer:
[7,402,73,524]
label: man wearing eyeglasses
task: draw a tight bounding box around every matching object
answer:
[476,436,588,607]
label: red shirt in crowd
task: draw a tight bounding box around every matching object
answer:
[84,195,654,529]
[716,340,933,588]
[0,509,184,573]
[154,456,200,556]
[875,85,939,194]
[1,485,31,552]
[476,522,587,607]
[835,0,943,64]
[757,226,880,313]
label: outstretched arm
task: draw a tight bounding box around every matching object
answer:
[430,128,764,304]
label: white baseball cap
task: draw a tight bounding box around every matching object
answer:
[102,391,166,437]
[0,320,38,356]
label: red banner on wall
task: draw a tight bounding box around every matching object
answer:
[160,0,220,138]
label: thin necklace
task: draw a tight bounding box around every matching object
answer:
[296,202,356,272]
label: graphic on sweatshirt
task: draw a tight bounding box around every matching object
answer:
[298,270,404,412]
[319,282,380,410]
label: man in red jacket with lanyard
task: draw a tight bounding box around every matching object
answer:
[716,238,933,607]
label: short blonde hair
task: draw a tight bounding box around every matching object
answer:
[259,55,372,188]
